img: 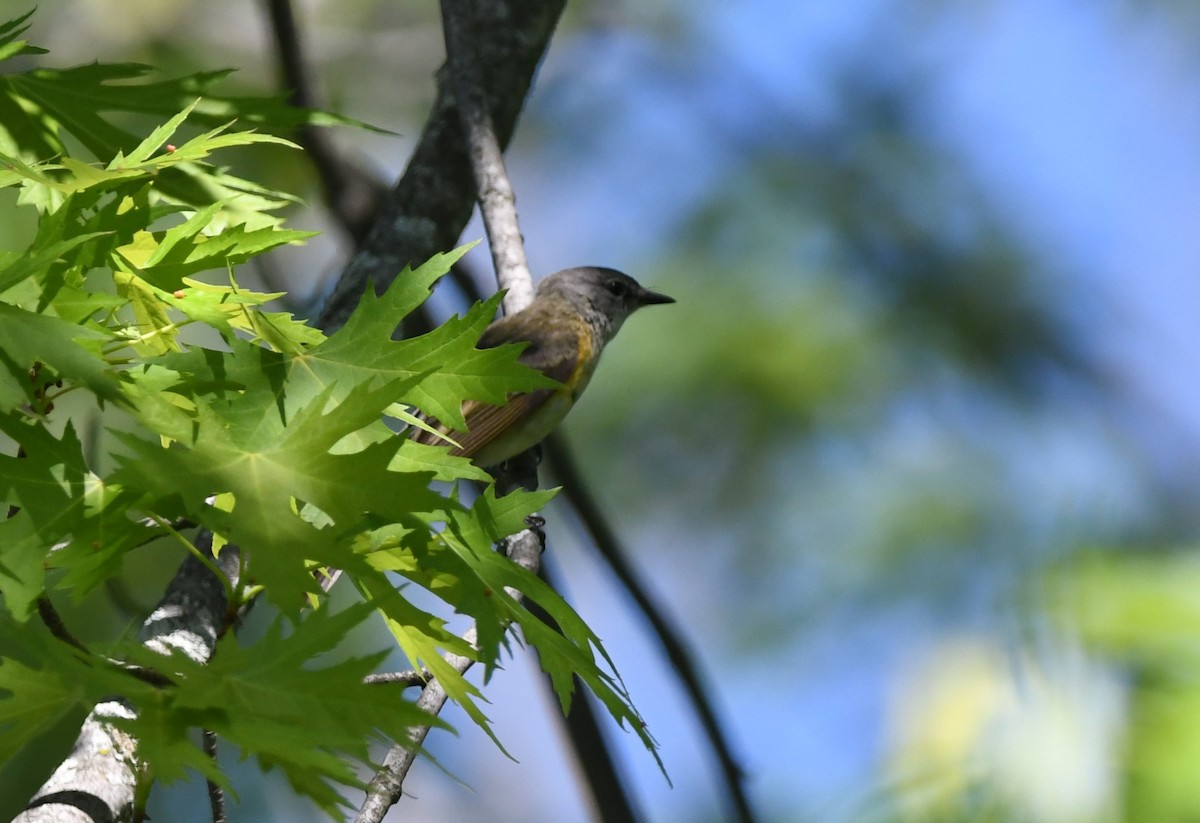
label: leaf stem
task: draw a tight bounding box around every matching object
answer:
[148,514,236,605]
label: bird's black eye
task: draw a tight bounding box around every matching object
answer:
[605,278,628,297]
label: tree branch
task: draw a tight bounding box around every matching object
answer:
[15,537,241,823]
[362,669,431,687]
[440,0,533,313]
[357,459,546,823]
[317,0,564,333]
[202,730,228,823]
[530,559,647,823]
[545,435,759,823]
[262,0,388,242]
[355,628,476,823]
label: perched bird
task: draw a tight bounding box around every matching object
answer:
[411,266,674,466]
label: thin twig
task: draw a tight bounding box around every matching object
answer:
[357,7,548,807]
[43,582,176,689]
[355,457,544,823]
[363,669,432,687]
[36,596,90,654]
[440,0,534,314]
[202,730,228,823]
[545,434,759,823]
[357,530,544,821]
[372,7,682,822]
[356,630,478,821]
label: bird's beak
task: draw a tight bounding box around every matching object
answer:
[637,287,675,306]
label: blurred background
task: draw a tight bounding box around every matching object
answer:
[7,0,1200,821]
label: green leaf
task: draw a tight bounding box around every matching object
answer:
[113,269,179,355]
[0,416,158,608]
[0,514,47,621]
[0,303,121,409]
[114,203,316,289]
[118,99,201,166]
[442,489,661,765]
[362,574,501,747]
[0,10,45,63]
[144,200,227,266]
[162,277,325,353]
[0,614,156,763]
[140,244,535,425]
[388,440,493,484]
[311,246,557,429]
[436,487,560,664]
[44,283,125,325]
[0,654,83,751]
[114,375,445,611]
[121,603,435,810]
[54,157,144,194]
[0,52,373,174]
[130,121,300,170]
[0,231,109,295]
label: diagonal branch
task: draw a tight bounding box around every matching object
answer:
[356,634,478,822]
[439,0,533,313]
[530,559,648,823]
[317,0,564,333]
[545,435,760,823]
[262,0,388,242]
[202,729,228,823]
[356,455,545,823]
[35,595,89,655]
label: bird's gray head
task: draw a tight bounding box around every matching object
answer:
[535,267,674,343]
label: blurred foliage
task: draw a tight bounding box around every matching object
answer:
[880,634,1124,823]
[566,59,1113,644]
[1062,552,1200,823]
[548,4,1200,823]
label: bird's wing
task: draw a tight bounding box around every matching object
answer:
[410,312,580,458]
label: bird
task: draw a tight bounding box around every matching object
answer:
[410,266,674,467]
